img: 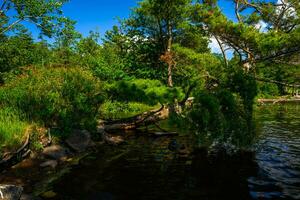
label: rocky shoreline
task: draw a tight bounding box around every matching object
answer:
[0,127,126,200]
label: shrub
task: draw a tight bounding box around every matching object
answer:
[106,79,184,105]
[0,107,29,152]
[0,67,104,132]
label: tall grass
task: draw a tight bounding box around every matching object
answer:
[0,107,29,152]
[99,101,159,120]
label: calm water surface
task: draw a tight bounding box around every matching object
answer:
[47,104,300,200]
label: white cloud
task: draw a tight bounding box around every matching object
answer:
[255,20,268,32]
[209,37,234,59]
[209,37,222,54]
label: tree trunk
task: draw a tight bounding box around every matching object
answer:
[167,22,173,88]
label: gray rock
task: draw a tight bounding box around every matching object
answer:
[66,130,93,152]
[39,160,58,169]
[42,145,69,160]
[0,185,23,200]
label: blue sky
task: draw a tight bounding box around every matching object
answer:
[24,0,238,54]
[61,0,138,37]
[28,0,237,39]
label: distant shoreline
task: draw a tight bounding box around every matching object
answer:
[257,97,300,104]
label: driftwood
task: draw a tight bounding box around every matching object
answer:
[0,128,52,172]
[0,134,31,172]
[103,105,169,131]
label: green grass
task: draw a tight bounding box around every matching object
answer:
[99,101,159,120]
[0,107,29,152]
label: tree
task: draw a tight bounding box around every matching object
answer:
[191,0,300,70]
[0,0,69,37]
[127,0,192,87]
[52,18,81,66]
[0,29,34,83]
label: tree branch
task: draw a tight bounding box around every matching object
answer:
[213,34,228,66]
[0,18,23,34]
[0,0,7,13]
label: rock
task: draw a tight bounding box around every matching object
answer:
[104,135,124,146]
[20,194,42,200]
[40,160,58,169]
[42,145,69,160]
[0,185,23,200]
[66,130,93,153]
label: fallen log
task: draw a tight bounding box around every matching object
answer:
[103,105,169,131]
[0,128,52,172]
[257,97,300,104]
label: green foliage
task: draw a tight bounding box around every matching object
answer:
[173,44,222,89]
[188,89,251,147]
[0,0,70,37]
[257,82,279,98]
[91,44,129,81]
[106,79,184,105]
[100,101,158,120]
[0,31,35,82]
[0,107,29,152]
[0,67,104,132]
[227,67,258,115]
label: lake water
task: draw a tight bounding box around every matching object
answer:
[47,104,300,200]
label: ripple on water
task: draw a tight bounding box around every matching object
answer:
[249,104,300,200]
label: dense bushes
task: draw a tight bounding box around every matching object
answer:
[0,67,104,131]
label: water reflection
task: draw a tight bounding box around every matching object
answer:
[52,139,257,200]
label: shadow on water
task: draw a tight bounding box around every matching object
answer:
[51,135,258,200]
[49,103,300,200]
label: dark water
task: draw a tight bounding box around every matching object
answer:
[249,104,300,200]
[48,104,300,200]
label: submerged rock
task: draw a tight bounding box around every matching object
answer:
[42,145,69,161]
[0,185,23,200]
[66,130,93,153]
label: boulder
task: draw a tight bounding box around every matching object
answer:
[0,185,23,200]
[66,130,93,153]
[42,145,69,160]
[40,160,58,169]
